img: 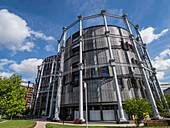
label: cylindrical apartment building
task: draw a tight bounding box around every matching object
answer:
[31,10,166,122]
[62,25,144,121]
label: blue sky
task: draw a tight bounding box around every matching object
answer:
[0,0,170,83]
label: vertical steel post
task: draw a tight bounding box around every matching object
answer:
[29,66,40,110]
[84,82,88,128]
[153,68,168,105]
[123,14,161,119]
[48,61,58,118]
[54,27,67,120]
[57,39,61,54]
[135,26,162,102]
[45,60,55,115]
[78,15,85,122]
[135,26,168,106]
[101,10,127,122]
[48,40,60,118]
[33,63,45,115]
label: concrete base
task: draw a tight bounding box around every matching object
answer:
[118,118,129,124]
[152,115,163,120]
[79,118,85,122]
[53,117,60,121]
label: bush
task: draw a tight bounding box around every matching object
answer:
[160,111,170,118]
[123,98,152,126]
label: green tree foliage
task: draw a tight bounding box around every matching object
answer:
[0,74,28,119]
[157,95,170,118]
[123,98,152,126]
[156,96,168,112]
[165,95,170,108]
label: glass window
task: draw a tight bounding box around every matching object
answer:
[70,85,73,92]
[72,32,79,43]
[102,67,109,77]
[131,79,137,88]
[72,62,79,69]
[72,72,79,82]
[117,78,123,88]
[72,47,79,55]
[91,68,95,78]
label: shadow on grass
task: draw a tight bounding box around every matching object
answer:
[46,123,170,128]
[0,119,36,128]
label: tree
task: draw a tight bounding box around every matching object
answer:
[123,98,152,126]
[156,96,168,113]
[0,74,28,119]
[165,95,170,109]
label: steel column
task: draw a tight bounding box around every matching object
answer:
[57,39,61,54]
[135,26,168,107]
[101,10,127,122]
[78,15,85,122]
[48,40,60,118]
[48,58,58,118]
[123,14,161,119]
[45,60,55,115]
[54,27,67,120]
[33,63,45,115]
[29,66,40,110]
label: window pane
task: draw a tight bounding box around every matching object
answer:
[118,78,123,88]
[91,68,95,78]
[102,67,109,77]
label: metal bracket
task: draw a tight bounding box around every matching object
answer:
[79,36,83,42]
[78,63,84,70]
[101,10,106,15]
[122,13,128,19]
[57,70,62,77]
[143,43,146,49]
[61,46,65,52]
[78,15,83,20]
[135,24,139,29]
[105,31,110,37]
[109,59,116,67]
[152,68,157,74]
[63,26,67,31]
[129,34,135,40]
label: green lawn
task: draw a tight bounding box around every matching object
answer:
[0,119,36,128]
[46,123,170,128]
[0,119,5,122]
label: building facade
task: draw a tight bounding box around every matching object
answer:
[31,10,166,122]
[161,83,170,91]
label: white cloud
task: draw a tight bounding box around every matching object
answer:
[30,31,55,41]
[0,9,30,51]
[0,72,14,78]
[140,27,168,44]
[152,49,170,80]
[9,58,43,75]
[156,71,165,80]
[0,9,55,52]
[19,42,34,52]
[0,59,15,70]
[44,44,56,52]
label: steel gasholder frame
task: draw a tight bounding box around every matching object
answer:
[32,10,167,121]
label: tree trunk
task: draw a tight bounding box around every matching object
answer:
[10,115,13,120]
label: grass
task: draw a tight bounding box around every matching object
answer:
[46,123,170,128]
[0,119,36,128]
[0,119,5,122]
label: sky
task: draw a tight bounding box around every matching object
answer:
[0,0,170,83]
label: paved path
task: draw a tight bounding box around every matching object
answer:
[34,120,144,128]
[35,121,48,128]
[0,120,8,123]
